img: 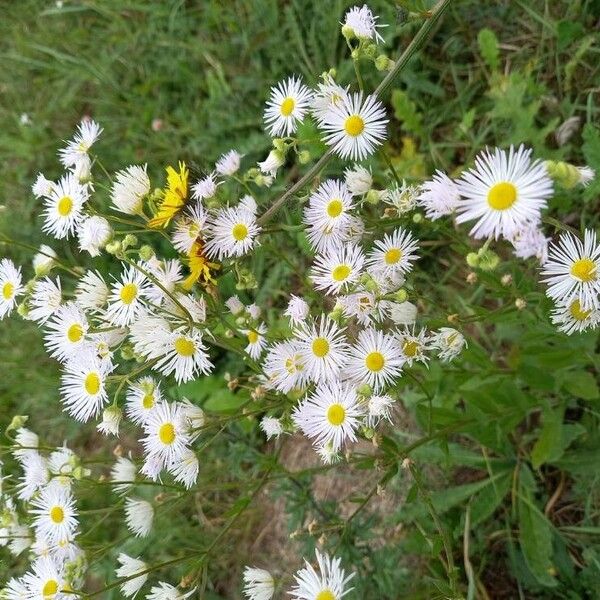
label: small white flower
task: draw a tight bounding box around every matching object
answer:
[319,92,387,161]
[366,394,395,428]
[289,550,355,600]
[285,295,310,325]
[111,456,137,495]
[32,173,55,199]
[366,228,419,279]
[240,194,258,214]
[75,270,109,312]
[111,165,150,215]
[344,164,372,196]
[215,149,243,177]
[264,76,313,137]
[262,340,309,393]
[13,427,40,460]
[260,417,284,441]
[509,223,550,264]
[146,582,196,600]
[44,302,90,362]
[21,556,66,600]
[311,244,365,295]
[124,498,154,538]
[551,298,600,335]
[126,377,163,425]
[205,206,261,260]
[258,149,285,177]
[311,74,350,124]
[243,566,275,600]
[30,485,78,545]
[42,173,89,239]
[244,323,268,360]
[130,313,171,359]
[417,171,460,220]
[17,453,49,501]
[191,172,219,200]
[59,119,102,168]
[177,398,205,438]
[33,244,57,276]
[172,202,208,254]
[384,300,417,326]
[77,215,112,257]
[431,327,467,362]
[303,179,355,237]
[225,295,245,316]
[143,258,183,306]
[106,265,150,327]
[343,4,385,43]
[28,277,62,324]
[338,291,382,326]
[167,447,199,489]
[576,165,595,186]
[396,327,433,367]
[116,553,147,598]
[97,405,123,436]
[0,258,23,320]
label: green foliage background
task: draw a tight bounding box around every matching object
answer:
[1,0,600,598]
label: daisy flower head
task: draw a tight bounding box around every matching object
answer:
[0,258,23,319]
[319,92,387,161]
[154,327,212,384]
[110,456,137,495]
[285,295,310,325]
[396,326,433,367]
[215,149,243,177]
[126,377,163,425]
[366,394,395,428]
[172,202,208,254]
[148,162,189,228]
[244,322,268,360]
[28,276,62,324]
[74,270,109,312]
[44,302,89,362]
[33,244,58,277]
[541,229,600,310]
[366,227,419,278]
[225,295,245,316]
[130,313,171,359]
[258,149,285,177]
[124,498,154,538]
[260,416,284,441]
[60,351,113,422]
[240,194,258,214]
[510,223,550,264]
[143,257,183,306]
[17,453,49,500]
[13,427,40,460]
[343,4,385,43]
[42,173,89,239]
[550,298,600,335]
[344,164,372,196]
[243,566,275,600]
[311,244,365,295]
[191,172,219,201]
[384,300,417,326]
[76,215,112,257]
[97,405,123,436]
[115,553,147,599]
[292,380,364,452]
[263,76,313,137]
[294,316,349,383]
[168,447,199,489]
[431,327,467,362]
[346,328,404,391]
[289,549,355,600]
[58,118,102,167]
[311,73,350,123]
[383,182,419,214]
[417,170,460,220]
[32,172,55,199]
[105,265,150,327]
[111,165,150,215]
[21,556,66,600]
[31,485,78,544]
[303,179,355,235]
[455,145,553,240]
[262,340,309,393]
[338,291,382,326]
[205,206,261,260]
[146,582,196,600]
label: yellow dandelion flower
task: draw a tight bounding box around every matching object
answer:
[148,162,189,228]
[182,240,219,290]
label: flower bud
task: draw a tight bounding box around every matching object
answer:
[375,54,392,71]
[341,24,355,39]
[298,150,311,164]
[138,245,154,260]
[515,298,527,310]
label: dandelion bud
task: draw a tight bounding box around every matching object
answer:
[298,149,311,164]
[138,245,154,260]
[501,273,513,286]
[515,298,527,310]
[466,272,478,284]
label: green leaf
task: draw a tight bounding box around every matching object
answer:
[391,89,423,136]
[560,370,600,400]
[531,405,564,469]
[203,387,246,412]
[477,28,499,70]
[582,124,600,202]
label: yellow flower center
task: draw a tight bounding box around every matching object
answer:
[332,264,351,282]
[312,337,329,358]
[84,372,100,395]
[316,591,336,600]
[285,357,297,374]
[569,299,592,321]
[50,505,64,524]
[487,182,517,210]
[403,340,419,357]
[42,579,59,597]
[119,283,138,305]
[326,404,345,426]
[344,114,365,137]
[247,330,259,344]
[2,282,14,300]
[326,199,343,217]
[67,323,84,343]
[174,337,195,356]
[570,258,597,282]
[384,248,402,265]
[365,351,385,372]
[57,196,73,216]
[232,223,248,241]
[280,97,295,117]
[142,393,155,409]
[159,422,175,445]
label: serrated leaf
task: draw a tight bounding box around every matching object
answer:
[477,28,499,70]
[391,89,423,137]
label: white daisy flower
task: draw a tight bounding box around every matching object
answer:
[284,295,310,325]
[177,398,205,439]
[383,182,419,214]
[165,291,206,323]
[4,576,29,599]
[303,179,355,235]
[143,258,183,306]
[76,215,112,257]
[146,582,196,600]
[509,223,550,264]
[42,173,89,239]
[263,76,313,137]
[344,164,372,196]
[259,417,284,441]
[371,269,405,295]
[32,173,55,199]
[58,118,102,167]
[172,202,208,254]
[205,206,261,260]
[215,149,243,177]
[13,427,40,460]
[305,222,350,255]
[141,402,191,477]
[289,550,354,600]
[154,328,212,384]
[417,171,460,220]
[30,485,78,544]
[456,145,553,240]
[105,265,150,327]
[126,377,163,425]
[258,149,285,177]
[44,302,90,362]
[0,258,23,319]
[311,244,365,295]
[243,566,275,600]
[21,556,65,600]
[316,441,341,465]
[384,300,417,326]
[167,447,199,489]
[541,229,600,310]
[110,456,137,495]
[396,327,432,367]
[576,165,595,186]
[292,381,363,452]
[346,328,404,391]
[130,313,172,359]
[311,74,350,123]
[111,165,150,215]
[116,553,147,598]
[8,524,33,556]
[319,92,387,161]
[431,327,466,362]
[338,291,382,326]
[551,298,600,335]
[48,446,77,485]
[60,352,112,422]
[124,498,154,538]
[97,405,122,436]
[366,228,419,279]
[262,340,309,393]
[244,323,268,360]
[17,453,49,501]
[240,194,258,214]
[294,317,348,383]
[70,153,92,182]
[28,277,62,324]
[366,394,395,428]
[225,295,245,316]
[248,303,262,321]
[191,172,219,200]
[74,270,109,312]
[343,4,385,42]
[33,244,57,277]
